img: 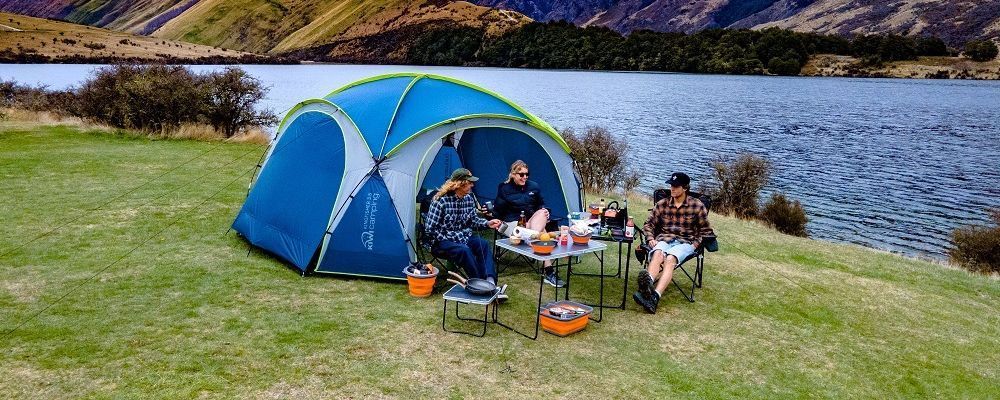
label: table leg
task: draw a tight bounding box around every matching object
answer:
[442,300,489,337]
[493,272,543,340]
[620,241,632,310]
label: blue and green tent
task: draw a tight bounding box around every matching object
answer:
[232,73,582,279]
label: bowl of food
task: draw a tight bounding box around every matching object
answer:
[569,226,593,245]
[531,240,556,255]
[508,235,522,245]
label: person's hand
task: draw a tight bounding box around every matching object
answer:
[541,208,550,219]
[487,219,502,229]
[647,240,657,248]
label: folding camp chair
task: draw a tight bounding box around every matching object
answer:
[633,190,718,302]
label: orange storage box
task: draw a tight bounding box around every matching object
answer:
[539,301,593,337]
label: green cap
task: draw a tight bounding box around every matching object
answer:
[450,168,478,182]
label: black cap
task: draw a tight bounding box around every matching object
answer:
[666,172,690,187]
[450,168,479,182]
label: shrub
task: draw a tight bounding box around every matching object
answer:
[74,64,203,132]
[949,209,1000,274]
[760,192,808,237]
[767,56,800,76]
[200,67,277,137]
[561,126,638,194]
[963,40,998,62]
[701,153,772,219]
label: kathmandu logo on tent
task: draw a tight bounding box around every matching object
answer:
[361,192,380,250]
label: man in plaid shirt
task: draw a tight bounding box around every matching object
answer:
[634,172,713,314]
[426,168,503,288]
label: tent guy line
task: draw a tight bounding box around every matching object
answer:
[0,139,230,259]
[0,167,255,339]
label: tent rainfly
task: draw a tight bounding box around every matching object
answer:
[232,73,582,279]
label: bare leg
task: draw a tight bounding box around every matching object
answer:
[653,255,678,295]
[647,250,665,280]
[526,210,551,268]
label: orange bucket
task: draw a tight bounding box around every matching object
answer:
[539,301,593,337]
[403,265,438,298]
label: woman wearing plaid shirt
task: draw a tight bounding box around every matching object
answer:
[634,172,713,314]
[425,168,503,287]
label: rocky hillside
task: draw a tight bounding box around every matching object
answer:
[472,0,1000,45]
[0,0,529,55]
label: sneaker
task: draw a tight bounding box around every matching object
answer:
[637,270,655,300]
[632,291,660,314]
[543,272,566,288]
[496,284,509,303]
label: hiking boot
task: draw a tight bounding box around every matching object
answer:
[543,271,566,288]
[637,270,655,300]
[632,291,660,314]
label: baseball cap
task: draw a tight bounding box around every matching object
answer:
[665,172,690,187]
[450,168,479,182]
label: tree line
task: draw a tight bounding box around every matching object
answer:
[408,22,998,75]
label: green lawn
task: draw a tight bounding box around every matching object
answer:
[1,123,998,398]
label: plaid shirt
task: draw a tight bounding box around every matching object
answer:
[642,195,713,248]
[425,193,488,245]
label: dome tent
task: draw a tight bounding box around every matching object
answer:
[232,73,582,279]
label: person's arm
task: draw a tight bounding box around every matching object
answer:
[642,205,658,248]
[644,201,676,246]
[532,181,547,212]
[688,204,708,249]
[471,206,489,228]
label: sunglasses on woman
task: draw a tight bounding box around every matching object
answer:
[515,172,529,177]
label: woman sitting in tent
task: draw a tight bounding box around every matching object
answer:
[425,168,506,296]
[494,160,563,288]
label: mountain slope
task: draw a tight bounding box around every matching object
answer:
[0,0,530,55]
[0,11,247,61]
[472,0,1000,45]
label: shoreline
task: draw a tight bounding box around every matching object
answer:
[2,57,998,81]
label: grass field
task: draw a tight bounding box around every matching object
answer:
[1,122,998,398]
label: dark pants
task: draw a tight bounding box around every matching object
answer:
[433,236,496,281]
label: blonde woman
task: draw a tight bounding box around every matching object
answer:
[425,168,505,296]
[493,160,562,287]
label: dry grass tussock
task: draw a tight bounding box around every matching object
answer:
[2,109,272,143]
[1,107,106,129]
[155,124,272,143]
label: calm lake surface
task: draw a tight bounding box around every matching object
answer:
[3,64,999,260]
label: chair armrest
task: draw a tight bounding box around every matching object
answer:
[702,235,719,252]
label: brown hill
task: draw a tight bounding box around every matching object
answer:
[0,11,247,61]
[0,0,529,55]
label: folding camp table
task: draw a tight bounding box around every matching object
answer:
[493,238,607,340]
[442,285,499,337]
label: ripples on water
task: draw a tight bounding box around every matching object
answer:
[4,64,999,259]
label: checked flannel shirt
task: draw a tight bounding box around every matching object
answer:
[642,194,713,249]
[425,193,488,246]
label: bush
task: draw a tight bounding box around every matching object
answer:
[702,153,772,219]
[963,40,998,62]
[72,64,275,136]
[760,192,808,237]
[75,64,203,132]
[949,209,1000,274]
[561,126,640,194]
[200,67,277,137]
[767,56,801,76]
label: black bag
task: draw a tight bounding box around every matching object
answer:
[601,200,628,229]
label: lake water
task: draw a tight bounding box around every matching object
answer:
[3,64,999,260]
